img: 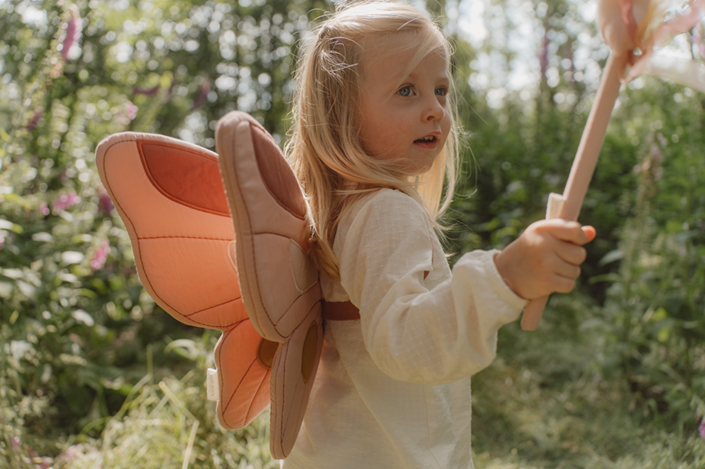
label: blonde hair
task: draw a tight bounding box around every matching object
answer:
[286,1,460,279]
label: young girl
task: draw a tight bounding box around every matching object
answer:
[283,2,595,467]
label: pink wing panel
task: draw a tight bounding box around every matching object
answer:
[138,238,245,328]
[97,131,271,432]
[215,320,272,429]
[101,139,235,240]
[96,134,240,328]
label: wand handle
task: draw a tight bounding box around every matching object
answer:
[521,53,627,331]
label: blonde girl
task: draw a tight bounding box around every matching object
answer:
[283,2,595,468]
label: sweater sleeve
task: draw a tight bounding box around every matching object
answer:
[337,189,527,384]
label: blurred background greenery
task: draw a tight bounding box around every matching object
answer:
[1,0,704,467]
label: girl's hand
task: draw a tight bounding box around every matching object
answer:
[493,220,597,300]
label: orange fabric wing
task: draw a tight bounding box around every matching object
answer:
[95,132,270,430]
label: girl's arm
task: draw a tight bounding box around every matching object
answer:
[336,189,527,385]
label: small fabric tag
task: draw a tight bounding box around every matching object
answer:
[206,368,219,402]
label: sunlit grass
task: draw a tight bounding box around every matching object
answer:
[4,297,704,468]
[48,370,278,469]
[471,295,705,469]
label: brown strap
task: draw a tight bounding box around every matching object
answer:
[321,301,360,321]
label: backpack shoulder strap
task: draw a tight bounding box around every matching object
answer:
[322,301,360,321]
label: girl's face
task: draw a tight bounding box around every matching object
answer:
[357,36,451,176]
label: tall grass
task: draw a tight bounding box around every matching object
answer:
[472,294,705,469]
[1,338,277,469]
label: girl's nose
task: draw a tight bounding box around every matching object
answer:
[422,96,445,122]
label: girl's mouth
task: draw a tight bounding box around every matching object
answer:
[414,135,438,148]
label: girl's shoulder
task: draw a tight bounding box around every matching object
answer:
[348,188,424,220]
[338,188,430,241]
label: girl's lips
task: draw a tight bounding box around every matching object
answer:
[414,140,437,149]
[414,136,438,149]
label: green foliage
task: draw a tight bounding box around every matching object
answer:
[48,344,277,469]
[444,0,705,436]
[3,335,276,468]
[2,0,705,465]
[0,0,322,454]
[472,296,705,468]
[594,82,705,431]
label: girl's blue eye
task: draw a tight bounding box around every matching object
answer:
[436,87,447,96]
[398,86,412,97]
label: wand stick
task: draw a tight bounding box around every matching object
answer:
[521,52,628,331]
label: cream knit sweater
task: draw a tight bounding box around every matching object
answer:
[284,189,526,469]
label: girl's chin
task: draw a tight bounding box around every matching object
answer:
[404,158,437,176]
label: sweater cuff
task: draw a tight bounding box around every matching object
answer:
[481,249,528,312]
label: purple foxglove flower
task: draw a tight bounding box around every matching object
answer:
[699,417,705,439]
[91,241,111,270]
[52,191,80,211]
[193,78,211,110]
[539,30,550,79]
[60,444,83,460]
[126,101,138,120]
[98,190,114,214]
[61,6,82,61]
[695,23,705,58]
[26,110,43,131]
[166,78,177,99]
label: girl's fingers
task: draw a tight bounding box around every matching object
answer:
[538,220,596,245]
[548,253,582,279]
[582,225,597,243]
[551,274,577,293]
[555,242,587,266]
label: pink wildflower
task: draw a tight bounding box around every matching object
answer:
[52,191,80,212]
[695,23,705,59]
[193,78,211,110]
[126,101,138,120]
[699,417,705,439]
[98,190,114,214]
[539,27,551,79]
[91,241,111,270]
[10,436,20,451]
[26,110,43,131]
[39,202,50,216]
[59,444,84,460]
[60,6,82,61]
[167,78,177,98]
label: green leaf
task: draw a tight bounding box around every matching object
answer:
[657,326,670,342]
[650,307,668,322]
[598,249,623,266]
[0,282,13,299]
[588,273,623,284]
[0,219,23,234]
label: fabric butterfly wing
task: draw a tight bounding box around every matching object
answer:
[95,132,271,430]
[215,111,324,460]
